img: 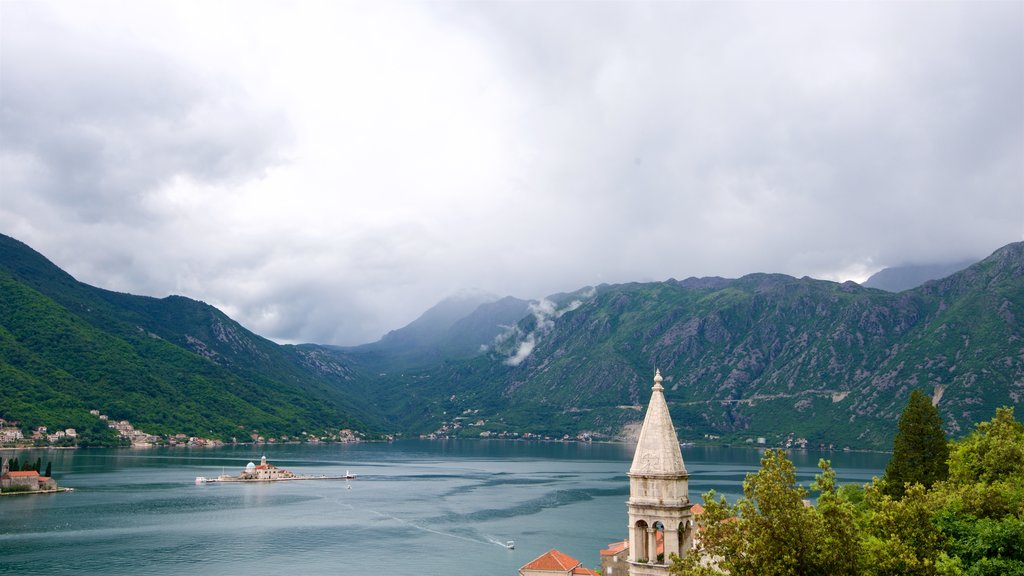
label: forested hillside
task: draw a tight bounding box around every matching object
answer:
[357,243,1024,449]
[3,231,1021,450]
[0,234,377,442]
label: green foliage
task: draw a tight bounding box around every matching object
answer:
[942,407,1024,516]
[863,482,947,575]
[813,459,864,575]
[883,389,950,498]
[672,450,860,576]
[673,407,1024,576]
[0,234,379,440]
[368,242,1024,447]
[1,483,32,493]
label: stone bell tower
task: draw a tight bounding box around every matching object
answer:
[626,369,695,576]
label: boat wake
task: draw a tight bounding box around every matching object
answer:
[367,508,497,547]
[486,536,515,549]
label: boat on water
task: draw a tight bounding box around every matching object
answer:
[505,540,515,549]
[194,456,357,484]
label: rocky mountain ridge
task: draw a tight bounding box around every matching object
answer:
[2,231,1021,449]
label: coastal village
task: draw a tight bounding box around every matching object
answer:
[0,412,367,449]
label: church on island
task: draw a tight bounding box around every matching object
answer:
[0,458,61,494]
[519,370,696,576]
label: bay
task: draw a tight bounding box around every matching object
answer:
[0,441,888,575]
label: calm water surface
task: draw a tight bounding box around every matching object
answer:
[1,441,888,575]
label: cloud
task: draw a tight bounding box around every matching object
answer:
[501,288,596,366]
[1,1,1021,345]
[0,3,291,226]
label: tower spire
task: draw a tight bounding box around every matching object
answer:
[625,369,694,575]
[629,369,686,477]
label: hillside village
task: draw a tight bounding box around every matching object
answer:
[0,413,367,449]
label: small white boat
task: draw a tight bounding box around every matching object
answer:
[505,540,515,549]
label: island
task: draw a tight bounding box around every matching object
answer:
[195,455,357,484]
[0,458,72,495]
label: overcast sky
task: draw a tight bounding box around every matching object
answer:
[2,1,1022,345]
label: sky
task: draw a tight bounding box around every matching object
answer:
[1,1,1022,346]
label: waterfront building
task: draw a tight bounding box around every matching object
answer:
[1,470,57,492]
[238,455,296,481]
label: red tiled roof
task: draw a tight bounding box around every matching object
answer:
[691,503,705,516]
[600,540,628,556]
[4,471,39,477]
[521,549,582,571]
[571,567,598,576]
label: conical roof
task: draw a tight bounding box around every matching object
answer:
[629,369,687,477]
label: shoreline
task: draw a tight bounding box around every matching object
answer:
[0,487,74,496]
[2,437,893,455]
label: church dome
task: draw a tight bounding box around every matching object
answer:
[246,462,256,472]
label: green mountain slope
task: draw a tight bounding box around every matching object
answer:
[4,231,1021,450]
[365,243,1024,449]
[0,234,376,441]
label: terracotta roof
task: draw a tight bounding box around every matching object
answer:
[691,503,705,516]
[521,549,583,572]
[571,567,598,576]
[600,540,628,556]
[600,531,669,556]
[4,471,39,477]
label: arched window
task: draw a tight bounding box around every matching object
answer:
[633,520,649,562]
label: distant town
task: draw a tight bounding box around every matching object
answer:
[0,411,369,449]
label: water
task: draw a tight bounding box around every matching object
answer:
[0,441,888,575]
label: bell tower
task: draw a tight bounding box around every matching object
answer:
[626,369,695,576]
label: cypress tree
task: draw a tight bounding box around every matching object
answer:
[11,457,19,472]
[44,462,52,477]
[883,389,949,498]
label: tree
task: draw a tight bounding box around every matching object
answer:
[812,459,864,575]
[863,481,949,576]
[670,449,849,576]
[44,461,51,477]
[883,389,949,498]
[930,407,1024,575]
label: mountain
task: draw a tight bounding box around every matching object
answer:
[366,243,1024,449]
[4,230,1021,450]
[0,233,377,442]
[340,292,532,370]
[862,260,975,292]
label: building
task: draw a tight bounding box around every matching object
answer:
[0,470,57,492]
[238,455,296,481]
[624,369,696,576]
[519,549,598,576]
